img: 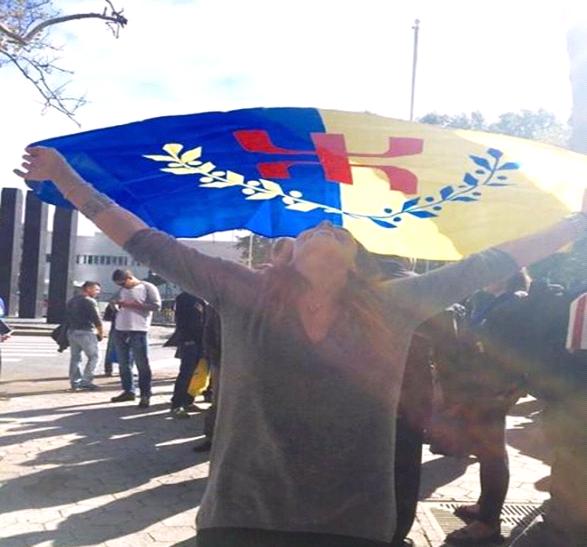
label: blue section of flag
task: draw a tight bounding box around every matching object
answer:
[31,107,343,238]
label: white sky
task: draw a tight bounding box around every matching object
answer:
[1,0,585,235]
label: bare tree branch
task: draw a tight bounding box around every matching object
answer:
[22,11,127,44]
[0,1,127,122]
[0,21,26,46]
[1,48,85,126]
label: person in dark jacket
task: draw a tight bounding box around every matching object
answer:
[170,292,207,418]
[66,281,104,391]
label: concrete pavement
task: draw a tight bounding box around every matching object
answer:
[0,333,553,546]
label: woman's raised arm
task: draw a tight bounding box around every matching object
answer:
[14,146,146,247]
[14,146,260,309]
[383,193,587,326]
[495,201,587,267]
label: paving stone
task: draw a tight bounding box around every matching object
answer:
[17,508,62,524]
[105,533,156,546]
[161,511,197,528]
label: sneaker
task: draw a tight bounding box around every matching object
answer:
[138,396,150,408]
[170,407,190,419]
[111,392,135,403]
[185,403,205,413]
[79,383,99,390]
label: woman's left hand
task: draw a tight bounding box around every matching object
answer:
[13,146,73,183]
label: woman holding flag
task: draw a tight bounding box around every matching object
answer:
[15,146,587,546]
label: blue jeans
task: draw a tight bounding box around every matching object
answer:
[68,330,100,388]
[112,330,151,397]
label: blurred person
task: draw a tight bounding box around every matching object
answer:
[170,292,207,418]
[102,302,119,376]
[193,300,221,452]
[441,271,530,545]
[510,283,587,547]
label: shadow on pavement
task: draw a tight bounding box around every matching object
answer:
[0,398,209,545]
[419,455,476,499]
[2,377,176,399]
[506,411,553,466]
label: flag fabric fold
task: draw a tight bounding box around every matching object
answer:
[31,107,587,260]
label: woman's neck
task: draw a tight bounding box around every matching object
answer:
[294,257,349,301]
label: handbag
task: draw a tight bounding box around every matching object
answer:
[187,357,210,397]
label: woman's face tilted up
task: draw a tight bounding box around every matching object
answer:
[292,221,359,274]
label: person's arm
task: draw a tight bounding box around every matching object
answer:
[385,214,587,326]
[86,299,104,339]
[143,282,162,312]
[14,146,259,308]
[15,147,148,247]
[496,213,587,267]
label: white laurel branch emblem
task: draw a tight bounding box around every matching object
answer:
[144,143,332,214]
[144,143,519,230]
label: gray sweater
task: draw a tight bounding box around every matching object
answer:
[125,229,518,542]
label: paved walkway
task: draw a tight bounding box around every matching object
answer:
[0,336,552,546]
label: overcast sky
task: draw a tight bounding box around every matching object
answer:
[1,0,585,234]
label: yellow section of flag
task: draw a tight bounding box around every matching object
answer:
[320,110,587,260]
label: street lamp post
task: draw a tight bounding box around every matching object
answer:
[410,19,420,122]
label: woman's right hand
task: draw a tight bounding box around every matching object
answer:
[13,146,73,184]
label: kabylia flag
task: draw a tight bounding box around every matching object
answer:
[30,107,587,260]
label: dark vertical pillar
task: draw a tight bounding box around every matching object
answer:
[46,208,78,324]
[19,191,48,318]
[0,188,24,316]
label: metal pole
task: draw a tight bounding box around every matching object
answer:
[409,19,420,121]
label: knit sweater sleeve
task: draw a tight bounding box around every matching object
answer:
[124,229,260,311]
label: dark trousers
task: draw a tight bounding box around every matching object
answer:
[390,335,432,546]
[196,528,391,547]
[171,342,200,409]
[104,332,118,374]
[471,410,509,525]
[390,416,424,546]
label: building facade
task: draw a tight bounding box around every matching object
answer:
[45,232,243,315]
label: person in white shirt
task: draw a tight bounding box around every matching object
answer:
[109,269,161,408]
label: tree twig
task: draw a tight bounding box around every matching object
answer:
[22,11,128,44]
